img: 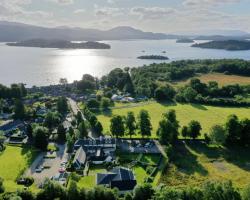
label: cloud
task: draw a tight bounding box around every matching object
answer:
[48,0,74,5]
[74,9,85,14]
[0,0,52,22]
[94,5,123,17]
[130,7,177,20]
[183,0,241,7]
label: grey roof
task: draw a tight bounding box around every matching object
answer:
[74,137,116,150]
[73,147,86,167]
[96,167,136,186]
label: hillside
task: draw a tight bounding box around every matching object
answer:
[192,40,250,51]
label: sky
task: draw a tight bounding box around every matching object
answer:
[1,0,250,33]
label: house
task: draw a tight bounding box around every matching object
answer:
[72,137,116,169]
[0,113,13,120]
[0,120,26,136]
[73,147,87,170]
[96,167,137,191]
[74,137,116,151]
[111,94,123,102]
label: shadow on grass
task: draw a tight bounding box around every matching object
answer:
[172,141,208,176]
[190,103,208,110]
[21,146,39,166]
[186,141,250,172]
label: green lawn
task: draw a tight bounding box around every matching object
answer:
[97,101,250,137]
[160,141,250,189]
[0,145,38,192]
[117,153,161,185]
[77,166,106,189]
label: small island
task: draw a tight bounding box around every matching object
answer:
[6,39,111,49]
[192,40,250,51]
[137,55,169,60]
[176,38,194,43]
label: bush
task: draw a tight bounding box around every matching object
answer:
[0,177,4,193]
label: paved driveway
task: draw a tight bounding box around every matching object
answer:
[25,144,70,186]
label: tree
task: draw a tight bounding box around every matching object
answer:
[87,99,100,109]
[78,121,88,138]
[44,112,60,130]
[93,121,103,136]
[33,126,48,150]
[77,74,96,91]
[133,184,155,200]
[17,189,35,200]
[57,97,68,114]
[242,184,250,200]
[0,177,4,194]
[163,110,179,140]
[202,181,241,200]
[76,111,83,125]
[188,120,202,139]
[240,118,250,146]
[36,179,67,200]
[110,115,125,138]
[157,119,175,145]
[209,125,227,145]
[137,110,152,138]
[66,133,74,153]
[68,180,80,200]
[154,84,176,101]
[225,114,241,144]
[183,87,198,102]
[26,124,33,140]
[14,99,25,119]
[101,97,111,110]
[125,112,137,138]
[181,126,189,139]
[57,124,66,142]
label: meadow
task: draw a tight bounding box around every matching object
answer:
[0,145,38,192]
[174,73,250,87]
[96,101,250,138]
[160,141,250,189]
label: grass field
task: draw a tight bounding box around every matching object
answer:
[174,73,250,87]
[160,141,250,189]
[0,145,38,192]
[77,166,106,189]
[96,101,250,138]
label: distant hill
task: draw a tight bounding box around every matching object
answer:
[137,55,169,60]
[1,21,250,42]
[0,21,181,42]
[176,38,194,43]
[192,40,250,51]
[6,39,111,49]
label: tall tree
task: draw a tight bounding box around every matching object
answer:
[181,126,188,139]
[33,126,48,150]
[57,124,66,142]
[209,125,227,145]
[157,119,175,145]
[78,121,88,138]
[188,120,202,140]
[110,115,125,138]
[125,112,137,138]
[225,114,241,144]
[57,96,68,114]
[13,99,25,120]
[137,110,152,138]
[163,110,179,140]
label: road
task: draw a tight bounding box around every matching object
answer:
[67,98,97,138]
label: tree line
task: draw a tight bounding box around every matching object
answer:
[1,178,250,200]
